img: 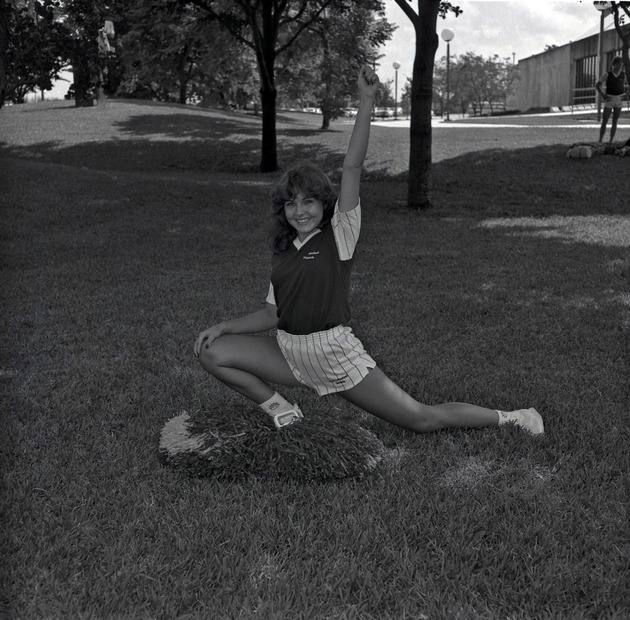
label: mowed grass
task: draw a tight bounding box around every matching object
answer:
[1,100,630,619]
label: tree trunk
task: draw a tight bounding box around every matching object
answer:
[178,46,192,105]
[319,27,332,131]
[407,0,439,210]
[620,28,629,89]
[0,0,8,109]
[321,108,332,130]
[73,53,94,107]
[259,82,278,171]
[612,6,630,84]
[257,0,278,172]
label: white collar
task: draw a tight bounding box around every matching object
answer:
[293,228,322,250]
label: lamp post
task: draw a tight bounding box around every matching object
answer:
[392,61,401,119]
[441,28,455,121]
[594,2,612,122]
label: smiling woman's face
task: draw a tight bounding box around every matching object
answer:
[283,193,324,241]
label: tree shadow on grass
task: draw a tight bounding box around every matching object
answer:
[3,124,628,215]
[0,138,262,173]
[0,108,346,174]
[113,113,261,141]
[281,127,344,137]
[363,142,630,216]
[0,112,240,172]
[430,144,629,215]
[114,111,342,138]
[0,138,346,177]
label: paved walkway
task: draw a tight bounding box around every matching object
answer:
[369,108,630,130]
[372,118,630,130]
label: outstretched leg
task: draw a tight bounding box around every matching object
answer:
[198,334,302,404]
[610,107,621,142]
[599,107,612,142]
[339,367,498,433]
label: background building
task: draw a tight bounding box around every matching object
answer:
[511,26,628,112]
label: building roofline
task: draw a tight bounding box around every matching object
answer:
[518,23,627,64]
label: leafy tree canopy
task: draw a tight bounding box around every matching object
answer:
[2,0,67,104]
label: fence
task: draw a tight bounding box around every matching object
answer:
[570,87,630,112]
[571,87,597,106]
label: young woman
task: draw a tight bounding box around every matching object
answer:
[194,66,544,435]
[596,56,627,143]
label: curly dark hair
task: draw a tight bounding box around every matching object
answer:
[269,162,337,254]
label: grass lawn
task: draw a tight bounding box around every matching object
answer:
[1,100,629,619]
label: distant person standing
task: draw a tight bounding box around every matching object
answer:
[596,56,627,143]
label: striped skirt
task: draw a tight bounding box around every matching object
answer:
[276,325,376,396]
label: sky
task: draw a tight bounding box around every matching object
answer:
[378,0,618,85]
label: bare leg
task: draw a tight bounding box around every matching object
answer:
[198,334,303,404]
[339,367,498,433]
[610,107,621,142]
[599,107,612,142]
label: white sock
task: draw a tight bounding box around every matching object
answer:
[496,408,544,435]
[497,409,530,425]
[497,409,513,425]
[259,392,294,417]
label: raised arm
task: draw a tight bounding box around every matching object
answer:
[338,66,379,212]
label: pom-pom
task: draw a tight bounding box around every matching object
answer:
[566,144,596,159]
[159,407,385,482]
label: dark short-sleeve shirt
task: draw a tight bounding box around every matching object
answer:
[267,201,361,335]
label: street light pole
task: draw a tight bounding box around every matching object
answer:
[392,61,401,120]
[441,29,455,121]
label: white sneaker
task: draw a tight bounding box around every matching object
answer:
[272,405,304,429]
[498,408,544,435]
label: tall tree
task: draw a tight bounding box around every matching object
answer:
[392,0,461,210]
[275,0,393,130]
[188,0,351,172]
[0,0,11,107]
[117,1,255,105]
[455,52,515,117]
[1,0,68,106]
[56,0,128,106]
[610,2,630,78]
[310,1,393,130]
[437,53,517,117]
